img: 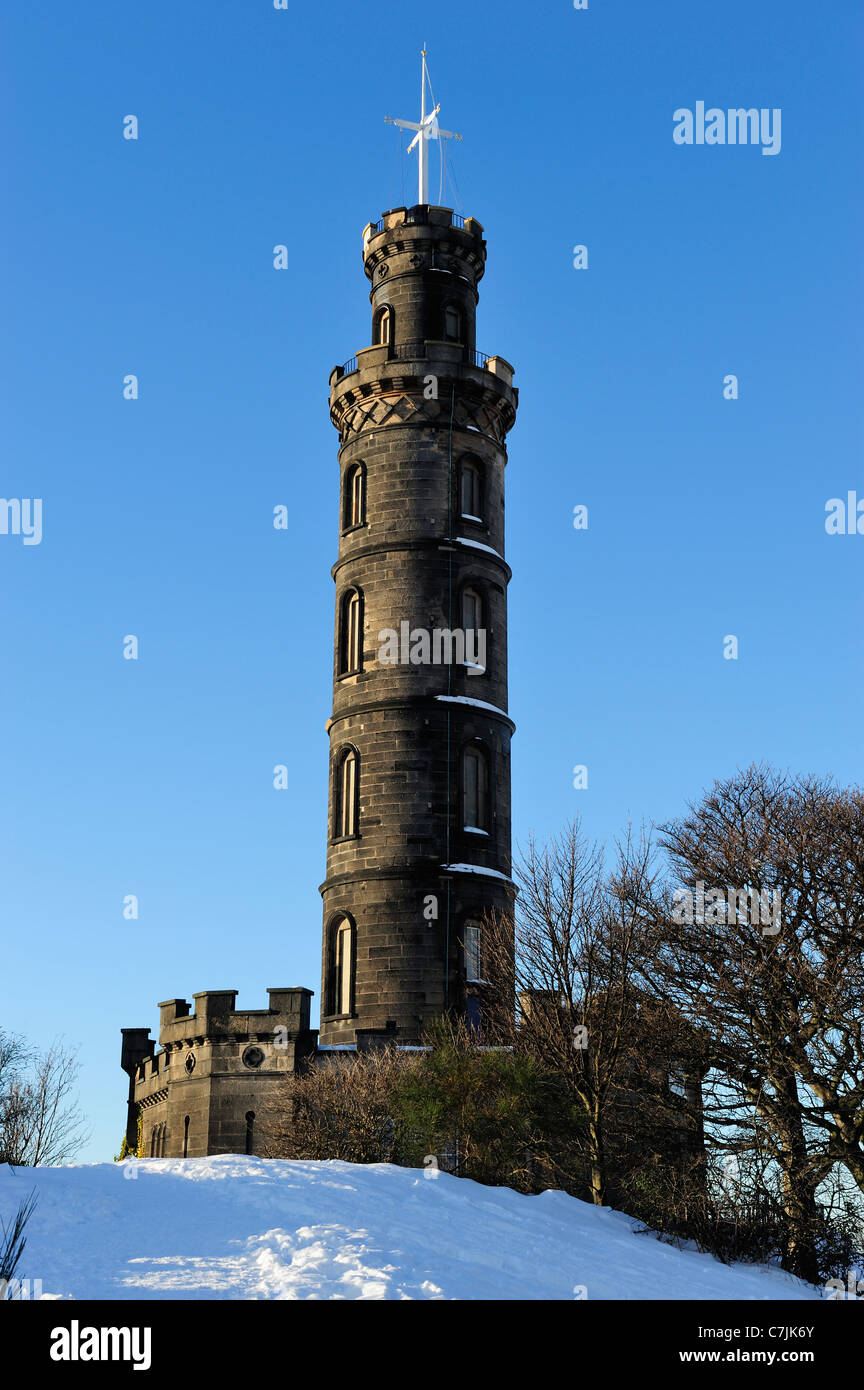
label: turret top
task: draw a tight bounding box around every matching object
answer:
[362,204,484,246]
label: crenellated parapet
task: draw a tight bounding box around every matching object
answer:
[121,989,317,1158]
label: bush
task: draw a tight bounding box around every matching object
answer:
[114,1112,143,1162]
[619,1156,862,1285]
[389,1017,587,1193]
[262,1016,589,1196]
[0,1190,38,1299]
[262,1045,410,1163]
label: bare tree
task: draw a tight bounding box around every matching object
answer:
[633,765,864,1282]
[482,820,673,1207]
[0,1032,89,1166]
[261,1046,413,1163]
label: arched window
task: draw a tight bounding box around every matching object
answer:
[183,1115,190,1159]
[461,585,483,632]
[159,1124,166,1158]
[463,922,482,982]
[343,462,366,530]
[444,305,462,342]
[460,460,483,521]
[149,1125,156,1157]
[460,585,486,674]
[339,588,363,674]
[327,914,355,1017]
[245,1111,255,1156]
[462,744,490,832]
[334,747,358,839]
[375,306,391,346]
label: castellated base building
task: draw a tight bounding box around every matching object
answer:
[121,991,316,1160]
[121,202,519,1159]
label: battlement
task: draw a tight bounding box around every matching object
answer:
[121,987,318,1157]
[155,987,313,1047]
[123,988,315,1087]
[362,204,484,247]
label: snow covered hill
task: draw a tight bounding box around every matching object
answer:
[1,1155,820,1300]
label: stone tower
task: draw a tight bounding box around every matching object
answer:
[320,203,518,1046]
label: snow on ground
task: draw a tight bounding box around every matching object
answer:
[1,1155,819,1301]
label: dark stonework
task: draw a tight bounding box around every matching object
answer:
[120,991,317,1159]
[320,205,518,1045]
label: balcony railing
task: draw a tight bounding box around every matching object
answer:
[336,343,494,379]
[368,209,468,235]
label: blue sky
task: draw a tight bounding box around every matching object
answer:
[1,0,861,1161]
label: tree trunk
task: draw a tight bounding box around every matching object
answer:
[588,1114,606,1205]
[773,1070,822,1285]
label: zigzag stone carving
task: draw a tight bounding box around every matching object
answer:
[334,388,512,445]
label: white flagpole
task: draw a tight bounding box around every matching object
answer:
[385,51,461,210]
[419,48,428,204]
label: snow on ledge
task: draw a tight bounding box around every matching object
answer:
[441,863,515,883]
[435,695,509,718]
[453,537,505,560]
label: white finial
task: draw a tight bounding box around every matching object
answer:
[385,49,462,206]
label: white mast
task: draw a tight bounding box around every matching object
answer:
[385,48,462,206]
